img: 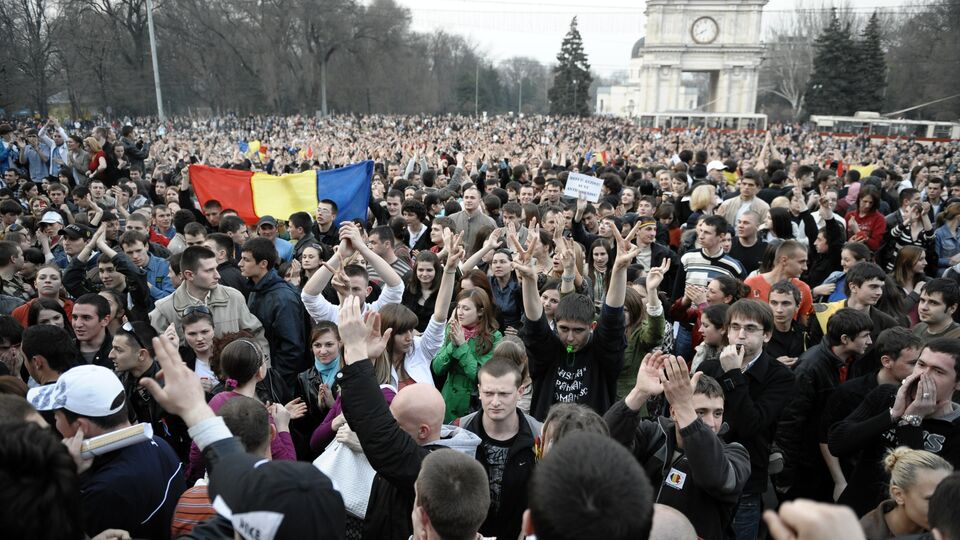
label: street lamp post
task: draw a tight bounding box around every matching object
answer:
[145,0,164,121]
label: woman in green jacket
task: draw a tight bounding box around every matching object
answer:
[617,257,670,400]
[432,287,502,422]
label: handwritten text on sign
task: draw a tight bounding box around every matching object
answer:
[563,172,603,203]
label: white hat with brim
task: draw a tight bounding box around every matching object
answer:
[40,211,64,225]
[27,365,125,417]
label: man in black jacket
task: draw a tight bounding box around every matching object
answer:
[697,299,795,540]
[456,357,542,540]
[336,294,481,540]
[240,237,310,402]
[828,337,960,516]
[774,308,873,502]
[817,327,922,505]
[203,233,248,297]
[605,352,750,539]
[518,224,635,419]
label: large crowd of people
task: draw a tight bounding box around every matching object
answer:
[1,113,960,540]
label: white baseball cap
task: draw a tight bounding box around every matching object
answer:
[27,365,125,417]
[40,210,64,225]
[707,160,726,172]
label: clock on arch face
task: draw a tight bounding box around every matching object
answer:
[691,17,719,44]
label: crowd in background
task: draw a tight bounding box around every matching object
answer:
[1,114,960,540]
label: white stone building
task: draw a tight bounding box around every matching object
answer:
[596,0,768,118]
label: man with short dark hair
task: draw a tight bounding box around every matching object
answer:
[765,280,809,365]
[746,240,813,325]
[829,338,960,516]
[810,261,899,376]
[202,233,247,296]
[240,237,309,401]
[27,364,186,539]
[64,225,151,322]
[367,226,411,283]
[697,299,795,539]
[522,432,655,540]
[171,394,279,537]
[928,473,960,540]
[457,357,542,540]
[402,199,432,252]
[605,353,750,539]
[518,225,637,419]
[22,323,79,391]
[121,229,174,301]
[412,450,491,540]
[287,211,318,259]
[311,199,339,247]
[71,293,114,369]
[913,278,960,343]
[218,214,248,259]
[818,327,921,506]
[718,172,770,225]
[775,308,873,502]
[0,240,33,301]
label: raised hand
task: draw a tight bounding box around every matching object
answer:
[624,351,666,410]
[140,336,213,427]
[660,355,699,413]
[645,257,670,291]
[364,310,393,360]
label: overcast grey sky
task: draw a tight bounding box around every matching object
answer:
[391,0,920,75]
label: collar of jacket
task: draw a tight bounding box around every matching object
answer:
[171,283,231,312]
[248,269,284,292]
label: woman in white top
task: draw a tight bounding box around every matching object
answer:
[380,231,462,390]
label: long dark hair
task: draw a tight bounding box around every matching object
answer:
[407,251,442,296]
[27,298,74,338]
[769,207,794,240]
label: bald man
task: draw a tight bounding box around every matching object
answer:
[337,297,482,540]
[650,504,697,540]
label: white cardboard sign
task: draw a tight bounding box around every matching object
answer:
[564,172,603,203]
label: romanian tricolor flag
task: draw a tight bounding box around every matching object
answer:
[189,161,373,226]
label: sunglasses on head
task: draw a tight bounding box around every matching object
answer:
[184,304,211,316]
[121,321,147,350]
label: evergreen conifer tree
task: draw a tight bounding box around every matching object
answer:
[805,9,858,116]
[854,11,887,113]
[548,17,593,116]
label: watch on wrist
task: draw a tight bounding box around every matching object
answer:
[898,414,922,427]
